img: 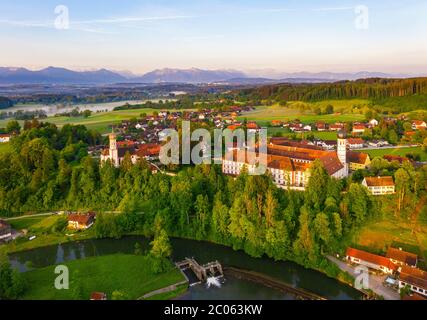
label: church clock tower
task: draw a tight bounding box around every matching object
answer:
[337,130,348,177]
[109,131,119,167]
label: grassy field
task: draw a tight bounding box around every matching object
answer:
[267,128,338,140]
[21,254,185,300]
[2,215,96,255]
[355,146,427,161]
[8,216,46,230]
[0,108,189,134]
[238,102,366,125]
[0,142,11,154]
[351,201,427,269]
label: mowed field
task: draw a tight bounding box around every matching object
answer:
[355,146,427,161]
[0,108,188,134]
[238,100,367,125]
[351,202,427,269]
[267,128,338,139]
[22,254,185,300]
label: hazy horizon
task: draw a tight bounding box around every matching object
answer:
[1,0,426,75]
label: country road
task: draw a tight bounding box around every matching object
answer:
[4,212,56,221]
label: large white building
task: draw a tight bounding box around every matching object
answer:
[222,133,349,188]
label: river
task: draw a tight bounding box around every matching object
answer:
[8,237,361,300]
[3,99,168,116]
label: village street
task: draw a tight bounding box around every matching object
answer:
[327,256,400,300]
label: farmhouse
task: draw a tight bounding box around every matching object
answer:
[0,133,11,143]
[386,247,417,267]
[412,120,427,130]
[362,176,395,195]
[347,138,365,149]
[347,151,371,171]
[398,266,427,297]
[352,124,366,135]
[329,123,344,131]
[0,219,12,242]
[316,121,326,131]
[346,247,397,274]
[68,213,96,230]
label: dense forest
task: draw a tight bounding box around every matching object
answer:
[235,78,427,112]
[1,122,426,275]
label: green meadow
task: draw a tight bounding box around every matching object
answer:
[0,108,186,134]
[21,254,185,300]
[238,101,367,125]
[355,146,427,161]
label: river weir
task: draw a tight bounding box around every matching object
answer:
[8,236,362,300]
[176,258,224,286]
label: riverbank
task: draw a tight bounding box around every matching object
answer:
[21,254,185,300]
[2,230,357,299]
[8,236,362,300]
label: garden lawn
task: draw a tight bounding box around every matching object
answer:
[355,147,427,161]
[21,254,185,300]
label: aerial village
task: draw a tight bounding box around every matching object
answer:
[1,104,426,301]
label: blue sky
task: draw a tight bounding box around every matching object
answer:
[0,0,426,75]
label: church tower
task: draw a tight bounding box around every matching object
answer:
[109,131,119,167]
[337,130,348,177]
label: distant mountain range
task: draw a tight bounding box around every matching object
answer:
[0,66,419,85]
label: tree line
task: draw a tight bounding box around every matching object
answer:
[234,78,427,112]
[1,121,426,274]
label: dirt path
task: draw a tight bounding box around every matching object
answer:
[4,212,55,221]
[139,280,188,300]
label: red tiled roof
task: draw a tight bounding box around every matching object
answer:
[347,151,369,164]
[318,154,344,175]
[347,138,364,145]
[90,292,107,300]
[136,143,161,157]
[246,122,259,129]
[386,248,417,266]
[353,124,366,130]
[68,213,95,226]
[412,120,426,126]
[364,176,395,187]
[346,247,397,271]
[402,294,427,301]
[399,266,427,290]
